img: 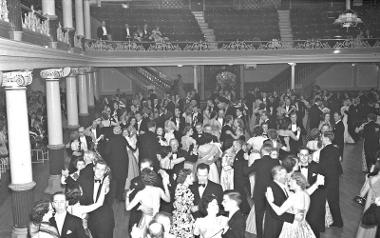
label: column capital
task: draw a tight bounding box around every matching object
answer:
[77,67,89,75]
[1,70,33,88]
[40,67,71,80]
[69,67,80,76]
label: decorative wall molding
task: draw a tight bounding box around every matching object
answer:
[1,70,33,88]
[40,67,71,79]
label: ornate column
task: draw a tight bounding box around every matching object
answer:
[84,0,91,39]
[352,63,358,88]
[78,68,89,125]
[289,63,296,90]
[193,65,198,92]
[1,71,35,238]
[240,65,245,98]
[199,66,205,100]
[87,69,95,108]
[66,68,79,129]
[93,70,100,101]
[42,0,56,18]
[376,64,380,90]
[40,68,71,194]
[42,0,58,48]
[62,0,74,30]
[75,0,84,37]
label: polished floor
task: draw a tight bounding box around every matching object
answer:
[0,141,367,238]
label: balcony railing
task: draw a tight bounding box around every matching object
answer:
[84,38,380,52]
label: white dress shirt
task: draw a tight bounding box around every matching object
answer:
[54,212,67,235]
[102,26,107,36]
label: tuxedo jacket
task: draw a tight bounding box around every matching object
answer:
[190,180,223,217]
[49,213,87,238]
[363,121,380,152]
[263,181,295,238]
[137,131,161,166]
[233,150,250,193]
[309,104,323,130]
[333,120,344,155]
[247,155,280,201]
[171,116,186,136]
[301,161,327,233]
[319,144,343,187]
[135,118,148,134]
[222,210,246,238]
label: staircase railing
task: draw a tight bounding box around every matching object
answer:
[143,67,174,86]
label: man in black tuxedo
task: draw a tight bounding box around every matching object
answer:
[172,107,185,139]
[190,163,223,218]
[135,112,148,134]
[260,111,276,129]
[319,131,343,228]
[264,166,295,238]
[78,160,115,238]
[50,192,87,238]
[333,112,345,160]
[103,126,129,201]
[309,98,323,130]
[358,113,380,171]
[298,147,326,238]
[137,121,161,168]
[246,144,280,238]
[193,122,205,144]
[347,98,361,142]
[232,140,250,214]
[97,20,111,40]
[221,190,246,238]
[288,113,302,154]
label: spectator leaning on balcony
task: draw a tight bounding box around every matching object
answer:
[97,20,112,40]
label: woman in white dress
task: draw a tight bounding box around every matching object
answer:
[341,99,355,144]
[193,195,228,238]
[266,172,316,238]
[126,169,171,237]
[123,126,140,190]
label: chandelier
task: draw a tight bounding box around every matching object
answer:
[334,9,363,29]
[334,0,362,30]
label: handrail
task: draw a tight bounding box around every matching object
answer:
[84,38,380,52]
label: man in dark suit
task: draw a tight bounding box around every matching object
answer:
[172,107,185,139]
[333,112,345,160]
[232,139,250,214]
[298,147,326,238]
[137,121,161,168]
[357,113,380,171]
[246,144,280,238]
[319,131,343,228]
[221,190,246,238]
[50,192,87,238]
[190,163,223,218]
[135,112,148,134]
[309,98,323,130]
[103,126,129,201]
[264,166,295,238]
[97,20,111,40]
[288,113,302,154]
[78,126,93,153]
[78,160,115,238]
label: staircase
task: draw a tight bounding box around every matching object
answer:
[192,11,217,50]
[277,10,293,45]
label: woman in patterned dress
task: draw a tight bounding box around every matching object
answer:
[170,169,195,238]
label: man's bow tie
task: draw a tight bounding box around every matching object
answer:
[199,184,206,188]
[94,179,102,183]
[300,165,308,169]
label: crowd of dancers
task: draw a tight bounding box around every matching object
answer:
[27,86,380,238]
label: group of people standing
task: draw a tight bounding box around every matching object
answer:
[26,85,380,238]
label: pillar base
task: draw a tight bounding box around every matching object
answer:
[44,144,65,194]
[79,113,90,127]
[9,182,36,236]
[11,227,28,238]
[9,31,23,41]
[44,174,64,194]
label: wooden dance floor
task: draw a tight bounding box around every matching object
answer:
[0,142,366,238]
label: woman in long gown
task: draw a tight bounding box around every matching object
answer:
[220,146,235,191]
[341,99,355,144]
[356,160,380,238]
[266,172,316,238]
[126,169,171,237]
[170,169,195,238]
[123,127,140,190]
[197,140,222,184]
[66,179,109,238]
[193,195,228,238]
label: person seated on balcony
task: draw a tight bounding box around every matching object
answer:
[142,23,151,40]
[149,26,169,43]
[97,20,112,41]
[123,23,134,41]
